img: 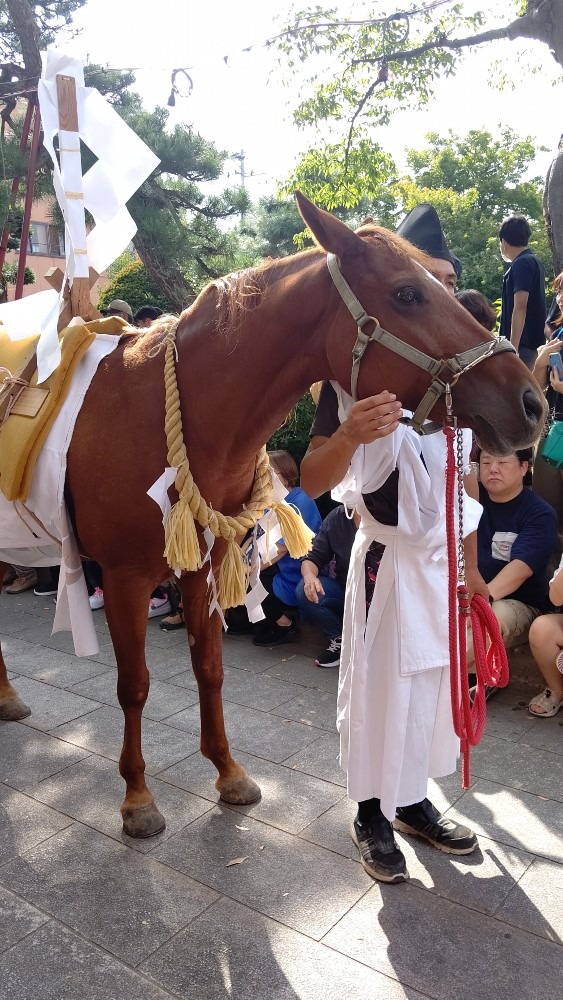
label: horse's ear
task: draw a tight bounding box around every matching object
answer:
[295,191,364,257]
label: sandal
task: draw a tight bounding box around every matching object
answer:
[528,688,563,718]
[159,612,185,631]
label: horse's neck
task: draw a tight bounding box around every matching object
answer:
[179,257,333,462]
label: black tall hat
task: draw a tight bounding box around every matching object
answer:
[397,203,462,278]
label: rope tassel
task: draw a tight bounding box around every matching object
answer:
[218,538,249,610]
[163,496,202,573]
[269,500,314,558]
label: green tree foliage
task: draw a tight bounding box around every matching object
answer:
[0,1,85,66]
[0,261,34,301]
[276,3,563,136]
[283,127,551,302]
[97,259,170,315]
[268,392,317,464]
[400,129,552,300]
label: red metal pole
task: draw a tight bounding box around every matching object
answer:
[0,98,34,273]
[14,99,41,300]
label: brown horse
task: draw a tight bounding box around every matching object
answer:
[0,194,545,838]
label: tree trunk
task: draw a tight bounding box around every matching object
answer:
[132,233,195,314]
[544,137,563,275]
[5,0,42,81]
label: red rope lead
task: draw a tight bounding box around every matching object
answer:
[444,428,509,787]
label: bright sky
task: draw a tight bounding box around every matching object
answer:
[63,0,563,200]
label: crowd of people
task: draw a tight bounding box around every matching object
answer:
[4,211,563,886]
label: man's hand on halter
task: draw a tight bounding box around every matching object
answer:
[341,391,403,446]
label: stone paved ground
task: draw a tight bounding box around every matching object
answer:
[0,589,562,1000]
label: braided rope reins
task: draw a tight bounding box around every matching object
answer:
[160,324,314,609]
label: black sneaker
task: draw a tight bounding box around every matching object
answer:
[351,814,408,883]
[314,636,342,668]
[394,797,477,855]
[253,620,299,647]
[33,586,58,597]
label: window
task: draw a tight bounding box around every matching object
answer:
[27,221,65,257]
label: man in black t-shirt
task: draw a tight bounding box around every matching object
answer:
[499,214,546,370]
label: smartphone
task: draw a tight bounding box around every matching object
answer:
[550,352,563,378]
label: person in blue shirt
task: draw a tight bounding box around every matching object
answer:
[498,214,546,370]
[470,448,558,673]
[229,449,321,647]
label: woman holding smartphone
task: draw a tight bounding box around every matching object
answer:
[532,270,563,567]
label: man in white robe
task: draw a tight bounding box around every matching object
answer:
[301,207,487,883]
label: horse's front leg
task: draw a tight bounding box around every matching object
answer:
[181,571,261,804]
[0,562,31,720]
[103,570,166,838]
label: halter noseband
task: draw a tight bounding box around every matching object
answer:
[326,252,515,435]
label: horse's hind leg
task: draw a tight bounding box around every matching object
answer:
[181,572,261,805]
[0,563,31,721]
[102,570,166,838]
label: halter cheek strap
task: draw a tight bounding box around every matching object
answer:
[326,252,516,435]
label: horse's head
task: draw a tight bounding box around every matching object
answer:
[296,192,546,453]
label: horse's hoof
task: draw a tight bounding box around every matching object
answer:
[217,774,262,805]
[121,801,166,838]
[0,696,32,721]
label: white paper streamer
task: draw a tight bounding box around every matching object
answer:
[146,467,178,523]
[32,48,161,381]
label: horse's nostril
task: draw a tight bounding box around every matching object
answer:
[523,388,544,423]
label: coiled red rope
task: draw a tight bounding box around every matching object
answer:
[444,427,509,787]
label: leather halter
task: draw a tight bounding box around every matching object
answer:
[326,252,516,435]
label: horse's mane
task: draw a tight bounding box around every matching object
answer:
[184,225,434,339]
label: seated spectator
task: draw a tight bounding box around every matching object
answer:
[527,558,563,716]
[532,271,563,569]
[227,449,321,647]
[455,289,497,331]
[102,299,133,323]
[4,565,58,596]
[468,448,557,685]
[134,305,164,328]
[296,505,384,668]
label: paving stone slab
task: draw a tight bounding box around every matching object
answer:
[0,722,90,791]
[481,690,538,742]
[28,754,213,852]
[11,622,114,656]
[270,686,338,732]
[322,880,563,1000]
[494,856,563,943]
[0,920,176,1000]
[446,780,563,865]
[72,672,200,721]
[0,885,49,954]
[282,731,345,785]
[222,635,300,673]
[141,894,429,1000]
[153,805,371,939]
[0,610,54,635]
[51,705,199,773]
[0,823,218,966]
[158,748,345,834]
[2,637,110,688]
[164,700,320,763]
[7,676,101,732]
[517,715,563,756]
[0,783,72,866]
[469,734,563,803]
[264,656,340,694]
[216,665,305,712]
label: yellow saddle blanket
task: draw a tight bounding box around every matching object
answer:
[0,316,127,503]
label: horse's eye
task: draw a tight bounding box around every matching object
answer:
[396,287,419,304]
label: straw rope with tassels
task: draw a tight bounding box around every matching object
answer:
[160,323,314,609]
